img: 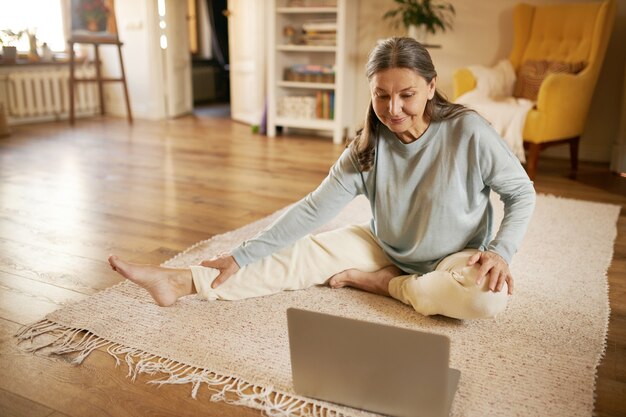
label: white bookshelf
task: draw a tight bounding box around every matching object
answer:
[267,0,357,144]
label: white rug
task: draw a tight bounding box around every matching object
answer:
[17,194,620,416]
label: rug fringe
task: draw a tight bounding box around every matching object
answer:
[16,319,349,417]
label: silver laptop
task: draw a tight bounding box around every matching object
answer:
[287,308,460,417]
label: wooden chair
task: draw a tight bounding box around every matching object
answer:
[68,37,132,124]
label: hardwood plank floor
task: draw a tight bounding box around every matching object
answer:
[0,387,55,417]
[0,115,624,416]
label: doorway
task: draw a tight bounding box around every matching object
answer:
[188,0,231,119]
[184,0,266,125]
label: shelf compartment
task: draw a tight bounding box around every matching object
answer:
[278,81,335,89]
[275,116,335,130]
[277,7,338,13]
[277,45,337,52]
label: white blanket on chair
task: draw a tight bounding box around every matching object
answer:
[456,60,534,162]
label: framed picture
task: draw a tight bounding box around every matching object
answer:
[70,0,118,42]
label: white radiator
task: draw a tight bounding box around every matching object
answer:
[5,65,99,123]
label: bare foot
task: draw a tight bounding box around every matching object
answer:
[108,255,195,307]
[328,265,404,297]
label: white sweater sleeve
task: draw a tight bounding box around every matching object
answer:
[231,149,363,268]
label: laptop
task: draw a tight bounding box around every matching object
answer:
[287,308,460,417]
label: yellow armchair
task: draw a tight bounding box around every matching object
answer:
[453,0,616,180]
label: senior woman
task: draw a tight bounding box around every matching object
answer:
[109,37,536,320]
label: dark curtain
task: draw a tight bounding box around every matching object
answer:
[207,0,229,69]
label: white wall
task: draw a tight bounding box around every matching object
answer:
[101,0,625,163]
[354,0,626,163]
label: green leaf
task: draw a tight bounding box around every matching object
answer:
[381,0,456,33]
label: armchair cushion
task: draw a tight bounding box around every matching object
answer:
[455,60,533,162]
[514,60,586,101]
[470,60,517,99]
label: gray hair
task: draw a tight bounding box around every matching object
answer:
[366,37,437,83]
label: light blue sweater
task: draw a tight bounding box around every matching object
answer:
[232,112,536,275]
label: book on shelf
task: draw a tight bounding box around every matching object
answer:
[302,20,337,32]
[302,35,336,46]
[302,19,336,46]
[315,90,334,120]
[286,0,337,7]
[282,18,337,46]
[283,64,335,83]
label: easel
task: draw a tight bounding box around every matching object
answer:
[68,36,132,124]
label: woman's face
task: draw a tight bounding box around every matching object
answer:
[369,67,436,140]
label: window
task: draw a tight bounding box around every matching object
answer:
[0,0,66,52]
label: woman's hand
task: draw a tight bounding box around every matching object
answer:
[467,251,514,295]
[199,255,240,288]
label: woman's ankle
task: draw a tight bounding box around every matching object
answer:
[172,268,195,297]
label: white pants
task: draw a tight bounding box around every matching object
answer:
[190,224,508,319]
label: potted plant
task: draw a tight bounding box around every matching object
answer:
[0,29,26,63]
[383,0,456,44]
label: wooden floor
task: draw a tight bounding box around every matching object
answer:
[0,115,624,417]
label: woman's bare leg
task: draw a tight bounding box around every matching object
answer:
[328,265,404,296]
[108,255,195,307]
